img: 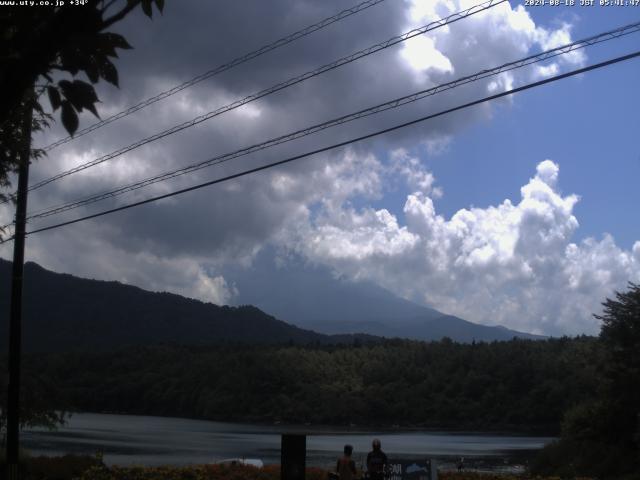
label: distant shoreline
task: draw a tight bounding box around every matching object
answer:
[58,410,558,437]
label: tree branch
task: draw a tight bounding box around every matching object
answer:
[101,0,140,30]
[101,0,120,15]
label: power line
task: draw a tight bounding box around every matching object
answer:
[40,0,390,152]
[23,20,640,223]
[14,49,639,239]
[27,0,506,193]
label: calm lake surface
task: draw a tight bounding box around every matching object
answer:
[22,413,554,469]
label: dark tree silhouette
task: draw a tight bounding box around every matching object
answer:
[595,282,640,450]
[0,0,165,435]
[0,0,164,201]
[533,283,640,478]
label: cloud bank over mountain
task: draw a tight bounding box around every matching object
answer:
[290,157,640,335]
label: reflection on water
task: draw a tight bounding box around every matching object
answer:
[22,413,554,468]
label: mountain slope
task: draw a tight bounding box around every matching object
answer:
[0,257,542,352]
[227,250,543,341]
[0,259,368,352]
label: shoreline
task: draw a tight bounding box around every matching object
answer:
[58,410,558,437]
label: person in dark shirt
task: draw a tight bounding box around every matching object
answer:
[336,444,357,480]
[366,438,387,480]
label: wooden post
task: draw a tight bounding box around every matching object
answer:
[5,95,32,480]
[281,433,306,480]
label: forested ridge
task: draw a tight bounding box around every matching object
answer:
[4,336,600,433]
[0,260,539,349]
[0,260,379,353]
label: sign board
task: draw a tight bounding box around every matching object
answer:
[385,459,437,480]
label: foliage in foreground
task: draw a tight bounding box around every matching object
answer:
[532,283,640,479]
[531,437,640,480]
[0,457,602,480]
[72,465,586,480]
[0,1,164,205]
[74,464,328,480]
[0,454,102,480]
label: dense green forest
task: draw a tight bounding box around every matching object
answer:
[2,336,600,433]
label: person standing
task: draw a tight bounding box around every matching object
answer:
[336,444,357,480]
[366,439,388,480]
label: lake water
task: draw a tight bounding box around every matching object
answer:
[22,413,554,470]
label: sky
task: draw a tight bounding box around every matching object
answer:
[1,0,639,336]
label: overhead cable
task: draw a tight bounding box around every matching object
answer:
[28,0,506,193]
[41,0,391,152]
[11,49,638,239]
[23,21,640,223]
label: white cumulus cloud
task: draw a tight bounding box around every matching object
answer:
[293,159,640,336]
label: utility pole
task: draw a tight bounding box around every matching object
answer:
[5,94,33,480]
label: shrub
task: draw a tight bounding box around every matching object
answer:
[0,453,102,480]
[74,464,342,480]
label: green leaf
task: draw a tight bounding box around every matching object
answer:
[58,80,100,118]
[58,80,98,112]
[58,46,83,75]
[99,58,119,87]
[100,32,132,52]
[85,102,100,118]
[85,57,100,83]
[96,41,118,59]
[71,80,99,103]
[141,0,153,18]
[47,86,61,111]
[57,80,75,106]
[60,101,78,136]
[154,0,164,13]
[72,80,100,118]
